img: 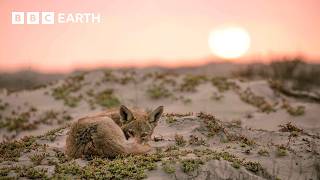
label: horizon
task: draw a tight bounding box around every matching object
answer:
[1,0,320,72]
[1,56,319,74]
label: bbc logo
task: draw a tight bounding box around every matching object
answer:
[12,12,55,24]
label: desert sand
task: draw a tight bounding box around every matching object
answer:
[0,68,319,179]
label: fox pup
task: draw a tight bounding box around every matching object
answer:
[65,105,164,158]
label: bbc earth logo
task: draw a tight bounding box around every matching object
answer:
[11,12,101,24]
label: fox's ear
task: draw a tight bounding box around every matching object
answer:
[149,106,164,123]
[120,105,133,122]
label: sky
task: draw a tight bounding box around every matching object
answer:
[0,0,320,72]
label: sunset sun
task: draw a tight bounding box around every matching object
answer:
[209,26,251,59]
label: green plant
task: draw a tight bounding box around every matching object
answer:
[287,105,305,116]
[147,85,172,99]
[51,74,84,107]
[95,89,120,108]
[189,135,207,146]
[279,122,302,133]
[175,134,187,147]
[19,167,47,179]
[40,126,67,141]
[232,161,241,169]
[0,136,38,162]
[0,100,9,111]
[179,75,207,92]
[211,77,234,92]
[239,88,275,113]
[162,161,176,174]
[181,159,204,173]
[197,112,223,137]
[276,145,288,157]
[245,161,263,173]
[282,100,305,116]
[29,152,46,165]
[102,70,118,82]
[4,112,37,132]
[55,161,82,175]
[166,116,177,124]
[0,168,10,177]
[258,149,269,156]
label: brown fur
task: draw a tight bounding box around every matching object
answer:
[65,105,163,158]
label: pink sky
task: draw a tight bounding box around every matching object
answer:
[0,0,320,72]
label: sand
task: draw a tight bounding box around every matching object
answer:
[0,68,319,179]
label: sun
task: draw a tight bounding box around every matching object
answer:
[209,26,251,59]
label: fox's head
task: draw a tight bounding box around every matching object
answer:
[119,105,164,143]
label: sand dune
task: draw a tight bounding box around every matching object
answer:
[0,68,319,179]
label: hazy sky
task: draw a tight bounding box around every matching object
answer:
[1,0,320,72]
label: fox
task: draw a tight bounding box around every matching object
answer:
[65,105,164,158]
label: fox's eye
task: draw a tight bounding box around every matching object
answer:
[124,129,134,139]
[141,132,148,137]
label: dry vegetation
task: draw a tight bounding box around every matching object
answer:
[0,63,319,179]
[234,58,320,91]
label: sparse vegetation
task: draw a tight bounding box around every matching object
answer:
[281,99,305,116]
[102,69,136,85]
[147,84,172,99]
[181,159,204,173]
[29,152,47,165]
[235,58,320,91]
[164,112,193,124]
[197,112,222,136]
[0,67,317,180]
[276,145,288,157]
[51,74,84,107]
[102,70,118,82]
[3,111,37,132]
[179,74,207,92]
[0,109,71,134]
[53,154,161,179]
[239,88,275,113]
[95,89,120,108]
[189,135,207,146]
[269,79,320,103]
[18,167,48,179]
[39,125,69,141]
[211,77,236,92]
[166,116,177,124]
[245,161,263,173]
[258,149,269,156]
[0,99,9,111]
[0,70,63,92]
[165,112,193,118]
[175,134,187,147]
[162,160,176,174]
[197,112,255,146]
[228,134,255,146]
[0,136,38,162]
[232,161,241,169]
[0,168,10,177]
[279,122,302,133]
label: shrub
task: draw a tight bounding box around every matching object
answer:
[147,85,172,100]
[175,134,187,147]
[95,89,120,108]
[179,75,207,92]
[181,159,204,173]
